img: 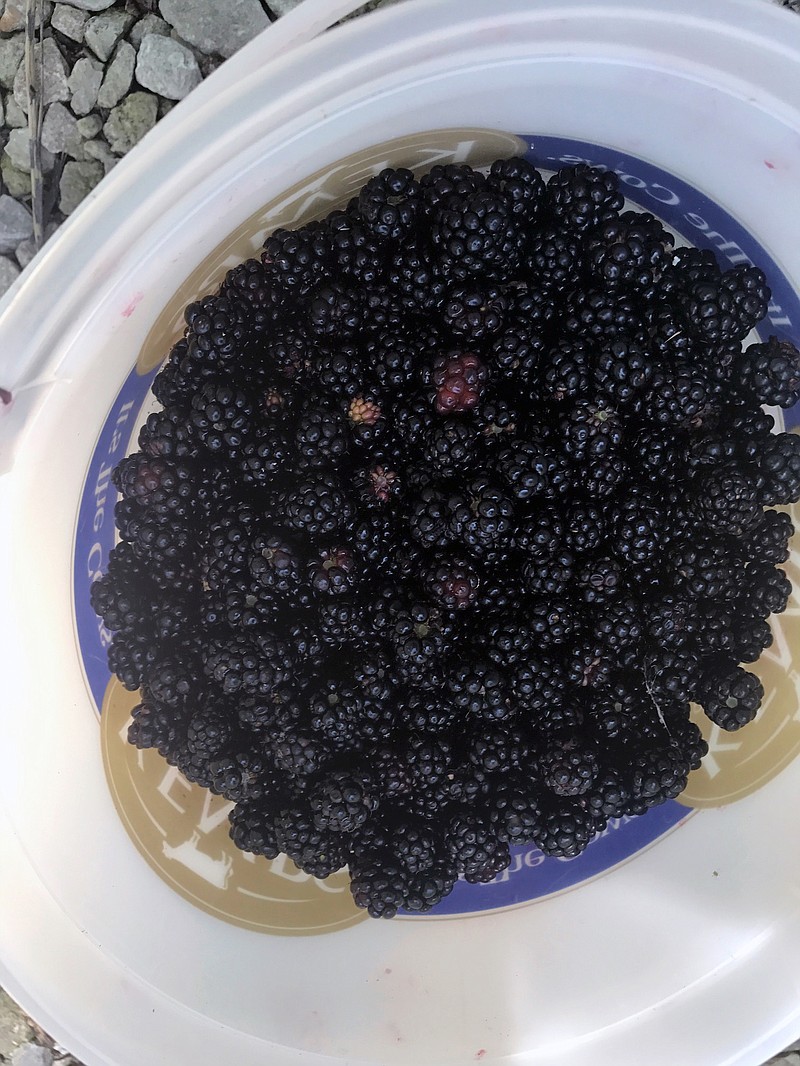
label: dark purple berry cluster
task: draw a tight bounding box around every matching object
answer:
[91,159,800,919]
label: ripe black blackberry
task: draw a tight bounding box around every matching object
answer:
[307,282,364,338]
[274,803,349,879]
[184,293,251,358]
[694,462,761,537]
[527,597,576,646]
[447,811,511,883]
[138,404,197,460]
[540,731,599,797]
[737,336,800,408]
[680,264,770,344]
[208,750,270,804]
[639,360,713,428]
[488,774,541,845]
[405,862,459,913]
[669,536,740,600]
[449,476,516,553]
[468,723,527,775]
[425,554,480,609]
[591,596,642,652]
[758,432,800,505]
[737,509,794,565]
[562,287,645,343]
[585,210,673,292]
[228,801,280,859]
[432,189,524,281]
[384,596,456,685]
[128,698,186,757]
[510,651,566,713]
[283,473,355,536]
[623,737,691,815]
[451,657,513,722]
[222,258,283,330]
[349,857,408,919]
[634,427,686,485]
[576,555,621,604]
[533,800,595,857]
[325,210,387,286]
[489,324,544,386]
[522,550,574,597]
[488,156,546,222]
[541,338,593,402]
[442,284,507,340]
[358,167,421,242]
[294,404,349,469]
[514,506,564,559]
[262,221,332,295]
[546,163,624,233]
[386,240,448,313]
[204,630,293,697]
[526,224,582,296]
[561,401,623,463]
[742,563,792,618]
[419,163,487,213]
[190,381,254,457]
[593,337,653,407]
[421,418,481,476]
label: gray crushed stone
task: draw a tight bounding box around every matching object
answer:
[96,39,135,109]
[0,35,25,91]
[41,101,81,155]
[128,13,170,49]
[0,0,52,34]
[12,37,70,113]
[51,3,89,42]
[4,128,56,174]
[4,94,27,128]
[103,90,158,154]
[135,34,201,101]
[59,158,103,213]
[84,10,134,62]
[1,156,31,198]
[159,0,270,59]
[10,1044,54,1066]
[67,56,103,115]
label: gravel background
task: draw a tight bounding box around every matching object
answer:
[1,0,799,1063]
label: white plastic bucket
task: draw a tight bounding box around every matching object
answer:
[2,1,800,1064]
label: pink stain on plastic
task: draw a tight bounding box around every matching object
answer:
[475,1050,487,1060]
[764,160,776,170]
[121,291,144,318]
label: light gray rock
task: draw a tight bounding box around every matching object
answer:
[68,56,103,115]
[0,94,4,127]
[135,34,201,101]
[10,1045,54,1066]
[59,158,103,214]
[82,138,117,173]
[52,4,89,41]
[159,0,269,58]
[54,0,118,10]
[0,255,20,296]
[85,10,134,62]
[0,34,25,90]
[0,989,34,1059]
[262,0,300,13]
[96,39,135,109]
[103,91,158,154]
[1,156,31,198]
[0,194,33,252]
[129,12,170,49]
[42,101,81,154]
[4,129,55,174]
[76,113,102,139]
[13,37,70,113]
[0,0,52,33]
[5,94,27,127]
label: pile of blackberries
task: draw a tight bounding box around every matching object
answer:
[91,159,800,918]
